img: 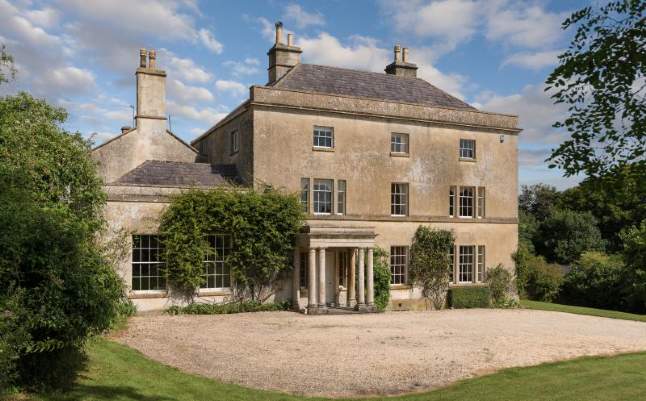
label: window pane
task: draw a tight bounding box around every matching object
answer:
[313,179,333,214]
[477,245,486,282]
[391,183,408,216]
[391,133,409,153]
[299,252,308,288]
[300,178,309,212]
[390,246,408,284]
[477,187,485,218]
[459,139,475,159]
[459,245,475,283]
[131,235,166,291]
[202,234,231,289]
[459,187,474,217]
[337,180,346,215]
[313,126,334,148]
[449,186,455,217]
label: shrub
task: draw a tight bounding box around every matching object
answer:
[620,222,646,313]
[560,252,625,310]
[525,255,563,302]
[159,188,304,302]
[448,287,491,308]
[372,247,391,311]
[408,226,455,310]
[167,300,291,315]
[486,264,514,306]
[513,241,533,297]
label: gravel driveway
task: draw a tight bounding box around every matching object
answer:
[114,309,646,397]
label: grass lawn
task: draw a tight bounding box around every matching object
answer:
[9,336,646,401]
[520,300,646,323]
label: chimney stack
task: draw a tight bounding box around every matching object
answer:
[135,48,167,132]
[267,22,302,84]
[385,44,418,78]
[121,126,131,134]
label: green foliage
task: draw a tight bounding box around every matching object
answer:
[535,208,605,265]
[620,221,646,312]
[0,43,15,85]
[167,300,291,315]
[408,226,455,309]
[545,1,645,177]
[519,184,561,221]
[523,255,564,302]
[560,252,625,310]
[159,188,304,302]
[372,247,391,311]
[486,264,514,306]
[448,287,491,309]
[0,93,124,391]
[513,242,533,297]
[559,165,646,251]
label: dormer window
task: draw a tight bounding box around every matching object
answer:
[459,139,475,160]
[313,126,334,149]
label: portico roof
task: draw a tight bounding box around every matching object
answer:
[297,223,377,249]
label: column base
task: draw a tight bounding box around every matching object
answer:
[354,303,368,312]
[307,305,330,315]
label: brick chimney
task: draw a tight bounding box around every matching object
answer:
[135,48,167,133]
[385,44,418,78]
[267,22,302,84]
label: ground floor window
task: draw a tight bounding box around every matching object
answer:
[390,246,408,285]
[448,245,455,283]
[202,234,231,289]
[299,251,308,288]
[477,245,486,282]
[131,235,166,291]
[458,245,475,283]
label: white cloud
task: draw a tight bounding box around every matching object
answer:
[223,58,261,77]
[485,2,565,49]
[198,28,223,54]
[257,17,276,42]
[215,79,247,96]
[283,4,325,28]
[168,79,214,102]
[167,100,227,124]
[502,50,561,70]
[160,50,212,83]
[31,66,96,95]
[23,7,60,28]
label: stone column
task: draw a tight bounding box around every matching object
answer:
[366,248,374,308]
[292,249,300,311]
[307,248,317,312]
[318,248,327,309]
[356,248,366,309]
[347,248,356,307]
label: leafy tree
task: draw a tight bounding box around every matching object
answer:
[620,221,646,312]
[408,226,455,310]
[519,184,561,221]
[523,254,564,302]
[535,208,605,265]
[486,264,514,306]
[559,164,646,251]
[372,247,391,311]
[0,93,124,390]
[560,251,625,310]
[545,0,645,177]
[0,44,16,85]
[159,188,304,302]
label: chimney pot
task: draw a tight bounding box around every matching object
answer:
[394,44,402,62]
[139,48,147,68]
[402,47,409,63]
[275,21,283,45]
[148,49,156,69]
[287,33,293,46]
[121,126,131,134]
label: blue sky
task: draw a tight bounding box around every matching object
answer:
[0,0,589,188]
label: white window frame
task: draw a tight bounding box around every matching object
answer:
[391,183,409,216]
[202,234,231,290]
[336,179,346,215]
[390,246,408,285]
[390,133,409,154]
[477,187,485,218]
[230,130,239,155]
[131,235,166,291]
[313,179,333,214]
[477,245,486,282]
[458,245,475,283]
[459,139,476,159]
[449,186,456,217]
[313,126,334,149]
[448,245,455,284]
[459,186,475,218]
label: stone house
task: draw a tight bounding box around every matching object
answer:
[92,23,521,312]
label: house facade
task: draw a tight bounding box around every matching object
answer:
[92,23,521,313]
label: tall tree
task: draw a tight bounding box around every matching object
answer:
[0,44,16,85]
[545,0,645,177]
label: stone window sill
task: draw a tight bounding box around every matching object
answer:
[459,157,477,162]
[312,146,335,152]
[129,290,168,299]
[198,289,232,297]
[390,152,410,158]
[390,284,412,290]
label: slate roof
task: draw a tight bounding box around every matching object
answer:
[272,63,475,110]
[114,160,237,187]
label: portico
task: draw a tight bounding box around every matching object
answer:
[293,224,377,314]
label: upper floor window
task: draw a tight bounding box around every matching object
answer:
[313,179,333,214]
[390,246,408,285]
[300,178,309,213]
[391,133,409,154]
[391,183,409,216]
[313,126,334,149]
[477,187,485,218]
[132,235,166,291]
[202,234,231,289]
[337,180,346,215]
[230,130,239,154]
[459,139,476,159]
[449,186,456,217]
[459,186,474,218]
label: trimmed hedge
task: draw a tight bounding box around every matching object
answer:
[167,300,291,315]
[448,286,491,308]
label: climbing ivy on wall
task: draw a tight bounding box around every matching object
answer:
[159,187,304,302]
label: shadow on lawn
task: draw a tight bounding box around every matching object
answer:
[43,384,175,401]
